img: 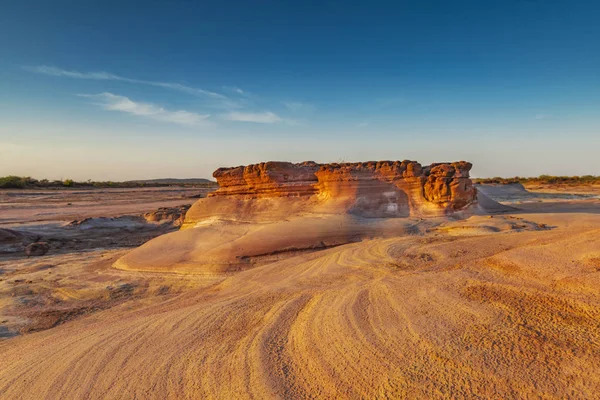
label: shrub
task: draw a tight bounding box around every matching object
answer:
[474,175,600,185]
[0,176,27,188]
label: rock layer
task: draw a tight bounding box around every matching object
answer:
[199,160,477,222]
[212,161,319,197]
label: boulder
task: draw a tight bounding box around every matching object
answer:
[143,205,191,226]
[25,242,50,257]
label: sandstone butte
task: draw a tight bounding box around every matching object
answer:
[207,160,477,218]
[115,160,512,274]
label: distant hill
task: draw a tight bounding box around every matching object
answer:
[126,178,216,185]
[0,176,217,189]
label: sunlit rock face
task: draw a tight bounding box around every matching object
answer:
[117,160,482,274]
[183,160,477,227]
[422,162,477,210]
[211,161,320,197]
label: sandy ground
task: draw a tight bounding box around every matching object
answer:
[0,187,214,336]
[0,187,206,227]
[0,185,599,398]
[524,183,600,195]
[0,249,221,338]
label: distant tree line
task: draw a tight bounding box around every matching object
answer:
[0,176,218,189]
[473,175,600,185]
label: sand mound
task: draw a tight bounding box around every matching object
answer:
[428,215,548,236]
[477,183,598,203]
[477,182,530,197]
[475,191,518,213]
[115,215,430,274]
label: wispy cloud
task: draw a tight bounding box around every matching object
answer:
[223,86,249,96]
[223,111,283,124]
[24,65,226,99]
[357,122,369,127]
[25,65,309,125]
[535,113,551,120]
[80,93,211,126]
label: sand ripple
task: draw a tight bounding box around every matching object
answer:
[1,214,599,398]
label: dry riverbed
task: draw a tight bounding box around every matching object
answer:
[0,186,216,336]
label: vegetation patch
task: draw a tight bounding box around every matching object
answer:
[474,175,600,185]
[0,176,218,189]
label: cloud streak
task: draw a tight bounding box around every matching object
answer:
[80,93,211,126]
[25,65,226,99]
[26,66,308,125]
[223,86,249,96]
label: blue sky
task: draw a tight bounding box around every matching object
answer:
[1,0,599,180]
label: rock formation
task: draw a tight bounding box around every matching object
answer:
[0,228,37,255]
[212,161,320,197]
[115,160,501,274]
[143,205,191,226]
[183,160,477,227]
[210,161,476,205]
[25,242,50,257]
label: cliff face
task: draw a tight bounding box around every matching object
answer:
[205,160,476,220]
[211,161,319,197]
[422,162,477,210]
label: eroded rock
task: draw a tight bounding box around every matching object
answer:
[25,242,50,257]
[0,229,36,254]
[207,160,477,218]
[115,160,521,274]
[143,205,191,226]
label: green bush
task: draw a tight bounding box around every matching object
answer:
[0,176,27,188]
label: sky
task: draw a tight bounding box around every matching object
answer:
[1,0,599,180]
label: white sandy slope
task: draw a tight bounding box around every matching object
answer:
[114,190,516,274]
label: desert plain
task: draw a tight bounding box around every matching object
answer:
[0,160,599,399]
